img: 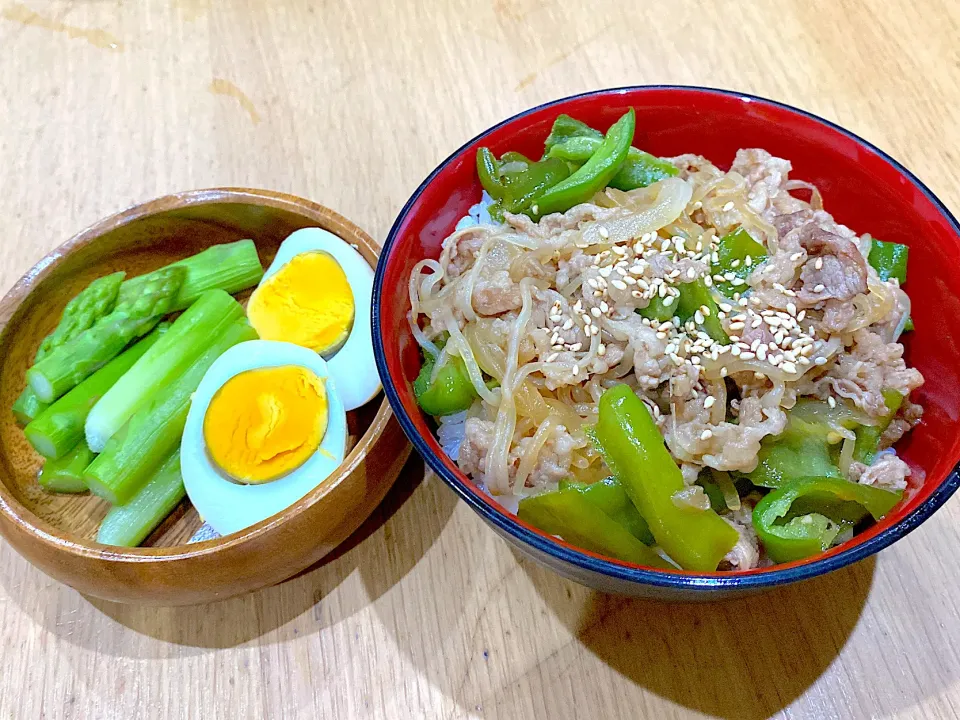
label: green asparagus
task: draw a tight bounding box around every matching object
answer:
[84,320,257,505]
[26,267,185,404]
[38,441,94,493]
[96,451,185,547]
[39,272,125,358]
[117,240,264,312]
[24,325,167,460]
[12,391,48,427]
[13,272,125,425]
[85,289,245,453]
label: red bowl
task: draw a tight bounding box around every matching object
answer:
[373,86,960,598]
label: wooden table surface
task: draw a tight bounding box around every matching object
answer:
[2,1,960,718]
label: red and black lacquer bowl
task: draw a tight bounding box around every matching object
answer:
[372,86,960,599]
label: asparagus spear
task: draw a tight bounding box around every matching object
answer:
[96,450,185,546]
[39,272,126,357]
[38,441,94,493]
[84,320,257,505]
[24,325,168,460]
[12,391,48,427]
[117,240,264,312]
[85,289,245,453]
[13,272,125,426]
[26,267,185,404]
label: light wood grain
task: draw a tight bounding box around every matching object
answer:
[1,0,960,717]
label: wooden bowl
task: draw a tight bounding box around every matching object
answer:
[0,188,411,606]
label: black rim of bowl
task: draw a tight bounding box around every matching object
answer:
[373,84,960,590]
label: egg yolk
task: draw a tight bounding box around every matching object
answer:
[247,251,355,356]
[203,366,328,484]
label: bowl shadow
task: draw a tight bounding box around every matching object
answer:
[1,455,459,656]
[519,554,876,720]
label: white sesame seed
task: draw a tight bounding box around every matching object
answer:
[827,396,837,408]
[757,345,768,361]
[590,325,600,336]
[782,361,798,374]
[598,266,613,278]
[570,342,582,352]
[790,252,804,262]
[562,318,574,331]
[714,274,726,283]
[532,204,539,215]
[704,396,716,409]
[687,267,697,279]
[700,429,714,441]
[740,351,756,360]
[815,356,828,365]
[545,352,558,362]
[608,280,626,292]
[694,311,704,324]
[598,344,606,356]
[722,201,735,212]
[552,344,563,351]
[813,283,825,293]
[590,307,602,318]
[612,245,627,256]
[755,372,766,380]
[663,296,675,306]
[786,302,797,316]
[731,259,741,269]
[598,226,609,239]
[815,257,823,270]
[631,290,643,298]
[624,276,637,285]
[572,365,579,376]
[797,310,806,322]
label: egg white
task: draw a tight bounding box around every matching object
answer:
[181,340,348,536]
[260,228,381,411]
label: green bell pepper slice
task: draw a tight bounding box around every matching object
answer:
[675,279,729,344]
[753,476,902,563]
[638,279,729,344]
[868,239,909,284]
[593,384,738,571]
[518,486,671,569]
[413,352,478,416]
[548,137,678,191]
[748,399,860,488]
[476,148,571,221]
[560,476,655,545]
[542,114,602,156]
[712,228,768,298]
[853,390,903,465]
[534,109,635,217]
[636,294,675,322]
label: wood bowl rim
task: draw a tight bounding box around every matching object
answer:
[0,187,395,565]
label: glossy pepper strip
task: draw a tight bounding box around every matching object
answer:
[542,114,602,156]
[560,476,655,545]
[518,486,671,569]
[476,149,571,220]
[752,476,902,563]
[533,109,635,217]
[748,398,860,488]
[868,239,909,284]
[593,384,738,571]
[712,228,767,297]
[548,137,678,191]
[413,352,478,416]
[675,279,729,344]
[853,390,903,465]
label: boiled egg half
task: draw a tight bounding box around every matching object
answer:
[246,228,380,411]
[181,340,347,535]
